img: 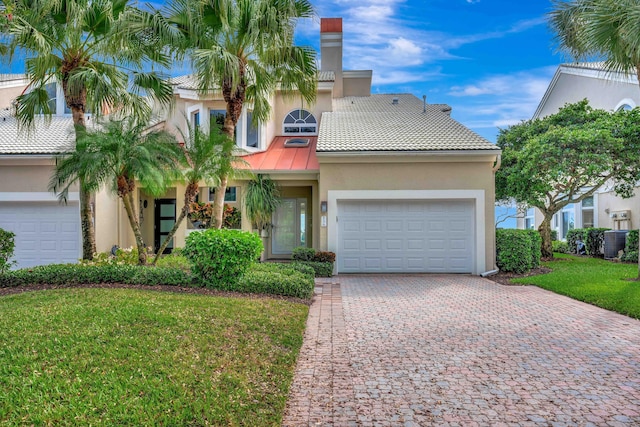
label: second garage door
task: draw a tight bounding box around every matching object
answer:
[0,202,81,269]
[337,200,474,273]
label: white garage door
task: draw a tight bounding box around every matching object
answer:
[338,200,474,273]
[0,202,81,268]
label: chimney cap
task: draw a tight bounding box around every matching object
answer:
[321,18,342,33]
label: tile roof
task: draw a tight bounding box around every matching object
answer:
[172,71,336,91]
[242,136,319,172]
[317,94,497,152]
[0,108,76,154]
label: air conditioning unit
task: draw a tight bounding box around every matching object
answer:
[604,230,628,259]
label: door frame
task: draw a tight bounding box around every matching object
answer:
[154,198,176,254]
[271,197,308,257]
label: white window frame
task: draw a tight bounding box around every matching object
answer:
[524,208,535,230]
[235,107,263,151]
[282,108,317,135]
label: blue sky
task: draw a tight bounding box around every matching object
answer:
[297,0,560,143]
[1,0,562,143]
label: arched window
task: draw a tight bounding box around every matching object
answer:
[615,98,636,112]
[283,109,317,135]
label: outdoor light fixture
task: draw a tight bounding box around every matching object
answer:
[321,201,327,213]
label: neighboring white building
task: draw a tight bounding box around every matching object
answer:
[518,62,640,237]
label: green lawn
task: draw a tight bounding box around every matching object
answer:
[0,288,308,426]
[511,254,640,319]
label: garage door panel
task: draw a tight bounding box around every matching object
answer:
[0,202,80,268]
[338,200,473,273]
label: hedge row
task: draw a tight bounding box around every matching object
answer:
[566,228,609,257]
[235,263,315,299]
[496,229,542,273]
[0,264,194,288]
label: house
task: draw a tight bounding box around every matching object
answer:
[0,18,501,275]
[519,62,640,239]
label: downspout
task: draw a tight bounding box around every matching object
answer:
[492,154,502,173]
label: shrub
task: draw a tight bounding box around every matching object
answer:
[295,261,333,277]
[551,230,558,241]
[234,263,314,298]
[526,229,542,268]
[183,229,263,288]
[155,254,192,272]
[623,230,639,262]
[292,247,316,261]
[552,240,570,253]
[81,247,153,266]
[0,228,16,274]
[566,229,587,255]
[313,251,336,263]
[0,264,194,288]
[585,228,609,257]
[496,229,538,273]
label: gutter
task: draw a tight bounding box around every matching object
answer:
[316,149,503,157]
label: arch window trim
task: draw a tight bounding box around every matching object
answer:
[282,108,317,135]
[615,98,636,112]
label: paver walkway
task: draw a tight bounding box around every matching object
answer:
[282,275,640,426]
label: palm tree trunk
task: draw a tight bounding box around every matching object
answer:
[69,98,95,260]
[79,185,96,260]
[211,175,227,229]
[152,182,199,264]
[121,189,147,265]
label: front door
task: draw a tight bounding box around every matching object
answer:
[154,199,176,254]
[272,198,307,255]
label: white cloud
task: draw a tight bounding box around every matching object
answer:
[448,66,557,131]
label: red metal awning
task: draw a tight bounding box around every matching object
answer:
[241,136,319,172]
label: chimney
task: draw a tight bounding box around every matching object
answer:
[320,18,343,98]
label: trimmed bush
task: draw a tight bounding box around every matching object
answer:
[313,251,336,263]
[585,228,609,257]
[155,254,192,272]
[566,228,610,257]
[566,229,587,255]
[292,247,316,262]
[623,230,639,262]
[295,261,333,277]
[0,228,16,273]
[234,263,314,298]
[526,229,542,268]
[183,229,263,288]
[496,229,539,273]
[0,264,194,288]
[552,240,570,253]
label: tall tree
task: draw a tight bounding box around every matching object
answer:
[152,121,250,264]
[168,0,317,228]
[1,0,176,259]
[496,100,640,259]
[550,0,640,84]
[50,118,181,265]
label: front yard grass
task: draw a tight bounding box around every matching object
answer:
[511,253,640,319]
[0,288,308,426]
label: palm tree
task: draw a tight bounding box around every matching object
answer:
[152,120,250,264]
[167,0,317,229]
[50,117,182,265]
[1,0,177,259]
[549,0,640,85]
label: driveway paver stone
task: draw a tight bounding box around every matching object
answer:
[282,275,640,426]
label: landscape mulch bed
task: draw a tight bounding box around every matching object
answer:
[486,267,552,286]
[0,282,312,305]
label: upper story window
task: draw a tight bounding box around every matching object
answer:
[283,109,317,135]
[525,208,535,230]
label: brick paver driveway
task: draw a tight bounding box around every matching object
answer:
[282,275,640,426]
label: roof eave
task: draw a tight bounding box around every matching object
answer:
[316,149,502,157]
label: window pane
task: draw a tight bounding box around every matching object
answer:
[562,211,574,239]
[210,110,225,128]
[160,204,175,217]
[209,187,237,202]
[160,219,174,233]
[246,112,259,148]
[582,196,594,208]
[284,126,300,133]
[582,210,594,228]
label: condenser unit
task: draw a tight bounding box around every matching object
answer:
[604,230,628,259]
